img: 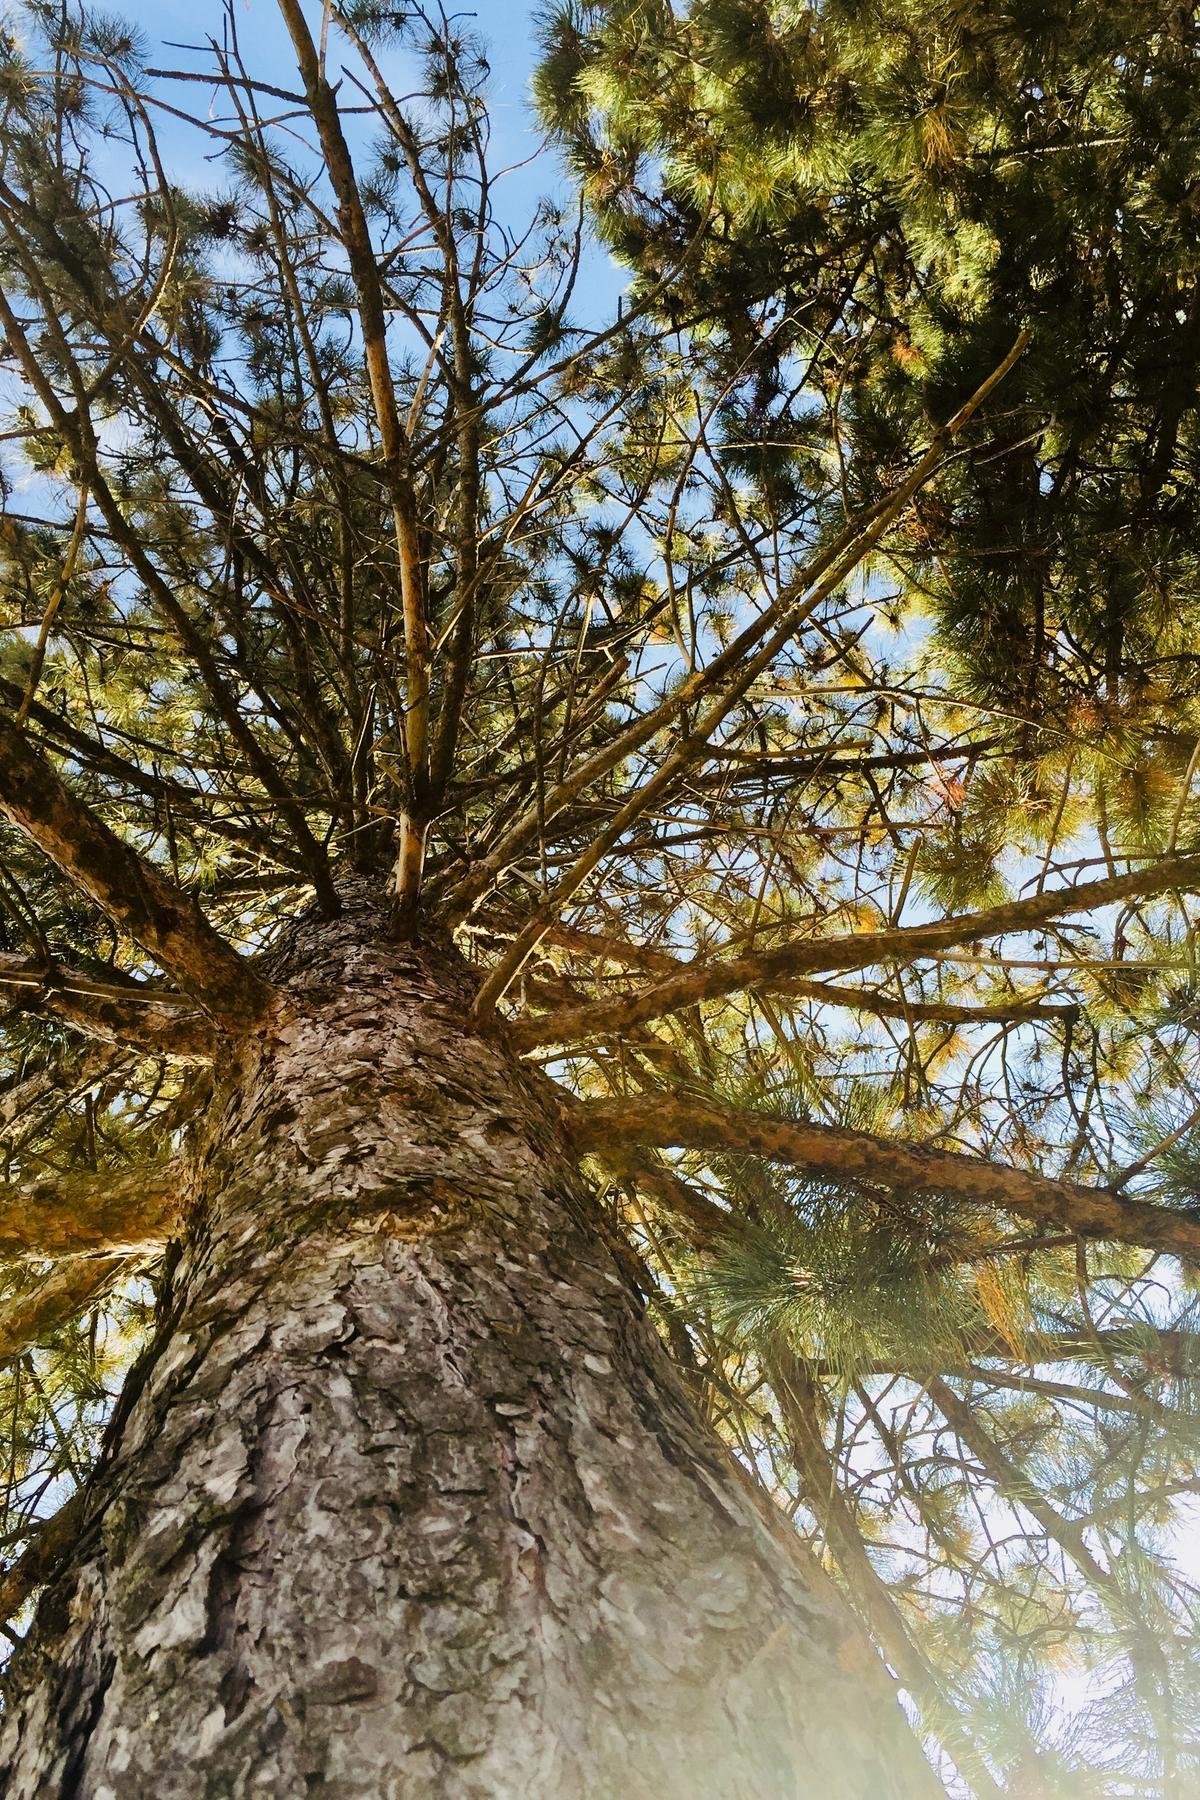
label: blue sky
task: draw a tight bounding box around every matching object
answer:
[127,0,559,195]
[118,0,627,328]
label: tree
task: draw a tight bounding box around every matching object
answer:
[0,1,1196,1793]
[532,2,1200,1788]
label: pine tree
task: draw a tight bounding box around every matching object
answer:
[0,1,1195,1793]
[533,8,1200,1781]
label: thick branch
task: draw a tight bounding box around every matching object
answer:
[0,955,216,1062]
[0,717,275,1032]
[0,676,308,874]
[615,1149,1200,1386]
[574,1093,1200,1262]
[0,1255,130,1364]
[0,1166,177,1260]
[518,854,1200,1047]
[0,1492,86,1628]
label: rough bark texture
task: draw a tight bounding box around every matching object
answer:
[574,1093,1200,1263]
[0,1169,176,1261]
[0,899,936,1798]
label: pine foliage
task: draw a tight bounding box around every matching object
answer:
[0,0,1192,1788]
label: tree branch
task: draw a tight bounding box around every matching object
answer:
[764,979,1076,1027]
[766,1343,1006,1800]
[0,676,310,875]
[452,334,1030,952]
[0,1255,131,1364]
[573,1092,1200,1262]
[517,854,1200,1048]
[827,1329,1200,1379]
[0,1490,86,1628]
[923,1374,1118,1599]
[0,1166,177,1261]
[0,717,275,1032]
[276,0,430,913]
[0,279,338,914]
[505,922,1072,1026]
[0,955,216,1062]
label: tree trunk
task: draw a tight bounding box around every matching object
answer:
[0,904,937,1798]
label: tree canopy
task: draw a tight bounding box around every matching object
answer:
[0,1,1198,1791]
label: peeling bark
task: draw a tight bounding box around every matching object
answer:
[0,902,935,1798]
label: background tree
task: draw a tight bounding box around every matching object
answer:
[0,0,1195,1793]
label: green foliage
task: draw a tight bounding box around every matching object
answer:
[539,0,1200,845]
[697,1176,983,1382]
[0,0,1194,1787]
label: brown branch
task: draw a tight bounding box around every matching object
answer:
[0,1166,177,1261]
[0,676,309,874]
[828,1329,1200,1380]
[767,979,1075,1027]
[449,335,1030,940]
[336,11,482,826]
[517,854,1200,1048]
[520,923,1072,1024]
[516,919,1073,1027]
[0,1255,131,1364]
[923,1375,1118,1599]
[276,0,430,911]
[0,717,275,1032]
[0,1049,113,1138]
[614,1147,1200,1381]
[0,1490,86,1627]
[0,279,337,913]
[767,1344,1006,1800]
[703,734,1005,775]
[925,1365,1155,1416]
[573,1092,1200,1262]
[0,955,216,1062]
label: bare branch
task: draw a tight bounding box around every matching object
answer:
[0,717,275,1033]
[923,1374,1118,1599]
[766,1343,1006,1800]
[518,854,1200,1048]
[0,281,338,912]
[573,1092,1200,1262]
[276,0,430,911]
[464,331,1030,1008]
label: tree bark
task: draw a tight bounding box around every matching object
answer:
[0,902,936,1798]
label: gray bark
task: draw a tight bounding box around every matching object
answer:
[0,899,938,1798]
